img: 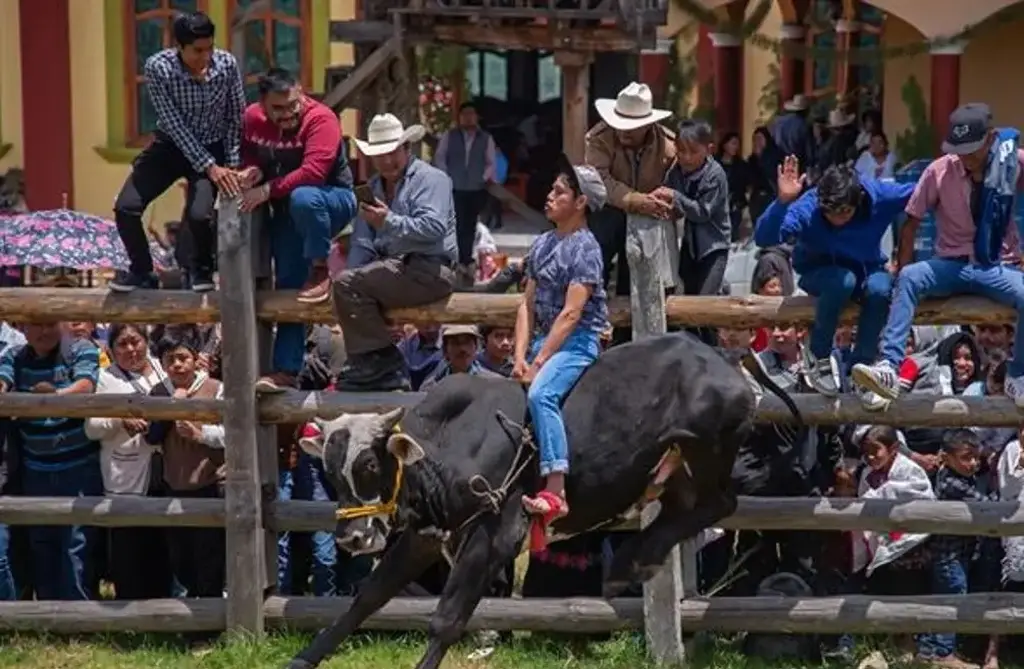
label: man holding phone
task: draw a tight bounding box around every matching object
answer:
[239,67,357,392]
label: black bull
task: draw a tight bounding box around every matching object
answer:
[289,332,802,669]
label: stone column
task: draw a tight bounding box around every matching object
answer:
[930,42,964,152]
[709,31,743,137]
[638,38,674,107]
[779,23,805,105]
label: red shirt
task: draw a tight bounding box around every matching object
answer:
[241,96,342,199]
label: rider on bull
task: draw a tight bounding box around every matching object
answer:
[513,156,609,524]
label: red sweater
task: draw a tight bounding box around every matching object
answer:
[241,97,343,199]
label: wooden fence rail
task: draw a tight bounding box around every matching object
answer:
[0,390,1021,427]
[5,594,1024,636]
[5,495,1024,538]
[0,288,1016,327]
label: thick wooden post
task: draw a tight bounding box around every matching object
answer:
[250,206,279,596]
[625,229,686,664]
[555,51,592,163]
[218,198,266,633]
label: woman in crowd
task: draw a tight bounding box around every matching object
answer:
[85,323,172,599]
[716,131,751,242]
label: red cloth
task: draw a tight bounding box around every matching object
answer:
[751,328,769,352]
[241,96,342,199]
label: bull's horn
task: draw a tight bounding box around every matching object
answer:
[378,407,405,433]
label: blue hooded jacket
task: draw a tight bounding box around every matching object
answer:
[754,178,916,276]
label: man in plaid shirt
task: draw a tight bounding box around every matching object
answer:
[111,11,245,293]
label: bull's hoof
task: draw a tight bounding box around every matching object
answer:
[602,578,632,599]
[285,660,315,669]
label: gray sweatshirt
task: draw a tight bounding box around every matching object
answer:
[664,157,731,260]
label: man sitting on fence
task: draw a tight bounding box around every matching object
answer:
[239,67,357,393]
[853,103,1024,407]
[335,114,457,391]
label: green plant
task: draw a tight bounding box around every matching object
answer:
[666,35,696,118]
[756,60,781,125]
[893,75,936,163]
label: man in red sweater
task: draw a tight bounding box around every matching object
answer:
[240,67,356,391]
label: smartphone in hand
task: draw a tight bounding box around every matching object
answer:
[354,184,375,206]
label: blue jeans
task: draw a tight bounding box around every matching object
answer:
[527,328,601,476]
[918,553,968,658]
[21,459,104,600]
[271,185,357,374]
[879,257,1024,375]
[0,524,15,601]
[799,265,893,364]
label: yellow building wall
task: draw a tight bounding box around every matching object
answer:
[62,0,356,222]
[741,1,783,155]
[0,0,24,173]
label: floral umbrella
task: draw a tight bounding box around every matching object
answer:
[0,209,134,271]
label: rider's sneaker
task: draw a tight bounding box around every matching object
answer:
[858,387,892,412]
[851,360,900,402]
[802,349,839,397]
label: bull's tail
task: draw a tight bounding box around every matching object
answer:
[739,350,804,428]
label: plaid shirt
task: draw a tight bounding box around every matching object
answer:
[930,466,997,559]
[144,48,245,173]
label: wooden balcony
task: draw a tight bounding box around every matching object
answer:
[330,0,668,52]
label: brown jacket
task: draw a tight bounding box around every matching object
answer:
[584,121,676,213]
[162,375,225,492]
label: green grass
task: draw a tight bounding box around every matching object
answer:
[0,631,1002,669]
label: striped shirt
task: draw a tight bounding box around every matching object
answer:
[0,339,101,471]
[145,48,246,173]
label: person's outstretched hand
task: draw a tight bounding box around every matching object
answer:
[776,155,806,204]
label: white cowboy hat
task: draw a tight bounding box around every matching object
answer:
[783,94,810,112]
[828,108,856,128]
[594,83,672,131]
[354,113,426,156]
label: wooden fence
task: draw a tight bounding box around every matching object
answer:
[2,203,1024,665]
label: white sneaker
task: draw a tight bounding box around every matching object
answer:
[1004,374,1024,408]
[851,361,900,402]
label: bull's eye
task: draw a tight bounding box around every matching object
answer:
[365,459,379,475]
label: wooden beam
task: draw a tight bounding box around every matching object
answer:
[1,290,1017,329]
[0,393,222,421]
[267,495,1024,536]
[0,387,1018,428]
[217,200,265,635]
[5,594,1024,636]
[423,25,644,51]
[257,390,1024,428]
[6,493,1024,539]
[322,34,400,112]
[0,496,224,528]
[555,51,593,164]
[328,19,395,44]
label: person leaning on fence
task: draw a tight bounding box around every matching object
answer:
[854,103,1024,407]
[237,67,357,393]
[754,157,914,397]
[584,83,677,302]
[514,157,608,527]
[110,11,245,294]
[334,114,458,391]
[0,323,102,601]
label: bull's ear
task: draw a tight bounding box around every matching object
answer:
[297,424,325,460]
[386,432,426,466]
[377,407,405,434]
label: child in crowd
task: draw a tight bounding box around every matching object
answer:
[923,430,998,669]
[997,427,1024,594]
[967,351,1016,459]
[661,119,731,346]
[754,157,915,397]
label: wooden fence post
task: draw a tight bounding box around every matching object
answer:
[218,198,266,634]
[625,222,686,664]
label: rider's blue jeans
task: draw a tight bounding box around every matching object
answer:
[527,328,600,476]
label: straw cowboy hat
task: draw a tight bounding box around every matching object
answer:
[783,94,810,112]
[828,108,857,128]
[354,113,426,156]
[594,83,673,131]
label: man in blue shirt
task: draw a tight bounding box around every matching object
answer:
[0,323,101,600]
[755,158,914,396]
[337,114,458,391]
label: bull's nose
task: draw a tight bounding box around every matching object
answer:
[337,533,369,552]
